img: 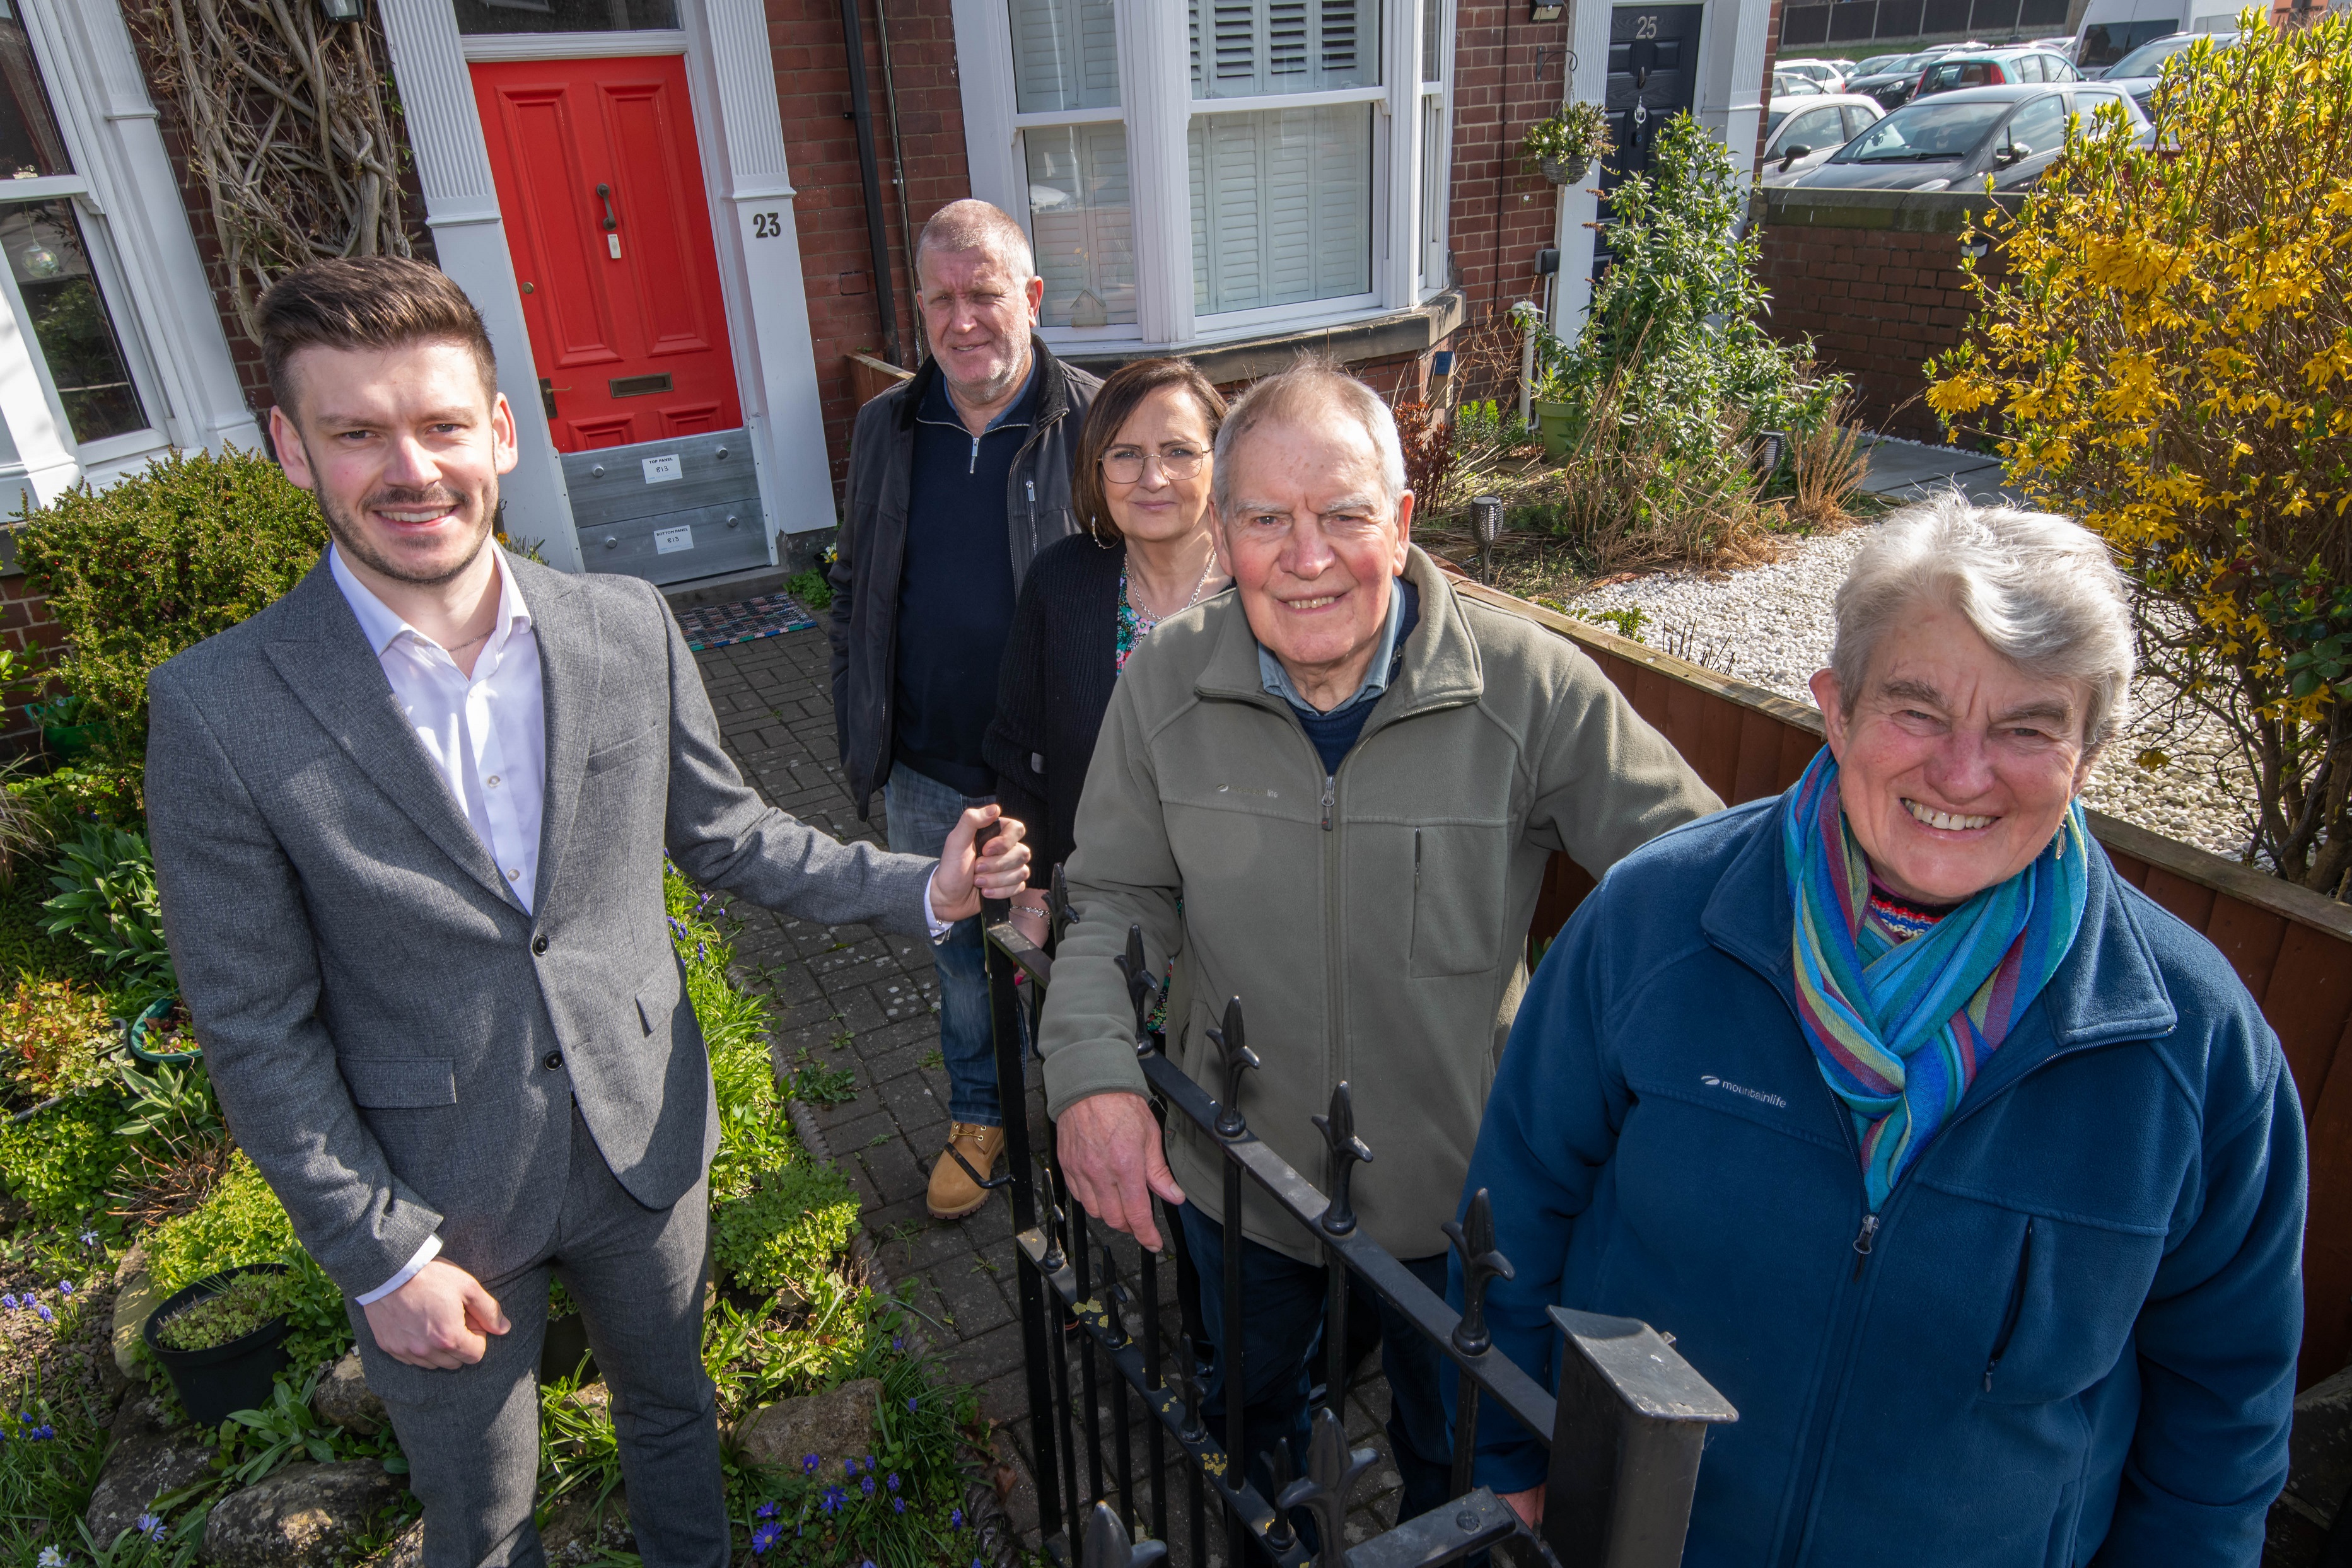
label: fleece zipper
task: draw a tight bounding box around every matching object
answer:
[1984,1217,2035,1391]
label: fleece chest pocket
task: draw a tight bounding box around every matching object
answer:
[1407,820,1509,978]
[1967,1205,2165,1405]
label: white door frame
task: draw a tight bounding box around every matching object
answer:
[377,0,837,574]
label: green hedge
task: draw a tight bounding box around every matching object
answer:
[15,444,325,742]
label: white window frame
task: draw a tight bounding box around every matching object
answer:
[0,0,259,503]
[952,0,1450,354]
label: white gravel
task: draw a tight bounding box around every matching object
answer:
[1564,522,2261,861]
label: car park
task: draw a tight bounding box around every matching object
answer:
[1788,81,2149,192]
[1775,58,1854,90]
[1759,95,1887,185]
[1844,45,1971,110]
[1912,47,2081,100]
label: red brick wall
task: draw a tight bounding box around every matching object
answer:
[1752,206,2003,441]
[1444,2,1573,396]
[770,0,967,491]
[0,571,63,750]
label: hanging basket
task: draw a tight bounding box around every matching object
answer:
[1540,154,1592,186]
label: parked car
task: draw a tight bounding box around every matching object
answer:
[1788,82,2150,192]
[1850,51,1910,77]
[1759,95,1887,184]
[1913,47,2081,100]
[1773,71,1828,98]
[1775,57,1854,90]
[2098,28,2235,116]
[1845,47,1967,109]
[2071,0,2234,71]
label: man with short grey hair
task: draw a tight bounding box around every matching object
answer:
[1039,360,1721,1533]
[831,199,1100,1219]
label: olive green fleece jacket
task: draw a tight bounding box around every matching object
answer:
[1039,547,1723,1264]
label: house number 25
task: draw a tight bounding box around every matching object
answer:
[1633,14,1659,37]
[752,211,781,238]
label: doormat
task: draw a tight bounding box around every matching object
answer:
[675,593,817,651]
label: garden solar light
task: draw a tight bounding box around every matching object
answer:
[1470,495,1505,549]
[1755,431,1788,477]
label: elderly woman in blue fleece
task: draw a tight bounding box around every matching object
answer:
[1456,495,2305,1565]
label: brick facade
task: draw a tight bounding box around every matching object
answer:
[1750,189,2013,442]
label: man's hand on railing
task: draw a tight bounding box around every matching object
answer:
[1057,1090,1186,1252]
[929,806,1030,924]
[1502,1485,1546,1529]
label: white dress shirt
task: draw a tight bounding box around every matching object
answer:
[331,544,545,1303]
[329,546,952,1306]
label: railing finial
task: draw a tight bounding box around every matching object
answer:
[1114,922,1161,1051]
[1263,1438,1299,1551]
[1081,1500,1167,1568]
[1205,996,1260,1137]
[1098,1243,1131,1347]
[1312,1081,1374,1236]
[1278,1406,1377,1568]
[1443,1187,1516,1357]
[1050,861,1073,944]
[1037,1159,1066,1274]
[1171,1335,1208,1442]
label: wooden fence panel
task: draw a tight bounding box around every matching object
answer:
[1445,573,2352,1388]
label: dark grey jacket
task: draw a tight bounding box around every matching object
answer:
[146,556,936,1298]
[829,339,1100,817]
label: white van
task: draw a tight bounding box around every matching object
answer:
[2072,0,2238,69]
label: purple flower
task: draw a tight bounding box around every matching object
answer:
[907,1397,918,1413]
[821,1487,843,1516]
[137,1513,165,1542]
[892,1335,904,1351]
[860,1476,875,1497]
[1,1295,16,1310]
[57,1282,71,1296]
[35,1304,52,1323]
[887,1472,900,1492]
[893,1497,906,1515]
[755,1502,778,1519]
[752,1521,783,1555]
[844,1457,859,1477]
[79,1230,96,1248]
[803,1453,820,1476]
[950,1509,964,1529]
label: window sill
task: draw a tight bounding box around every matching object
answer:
[1059,288,1467,385]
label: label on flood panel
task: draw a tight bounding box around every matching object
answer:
[654,525,694,555]
[642,454,683,484]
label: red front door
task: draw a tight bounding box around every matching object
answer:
[471,56,740,452]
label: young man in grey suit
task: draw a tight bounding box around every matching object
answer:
[143,257,1032,1568]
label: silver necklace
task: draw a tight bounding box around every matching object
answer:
[1129,550,1218,632]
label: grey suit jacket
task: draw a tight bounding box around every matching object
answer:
[146,555,934,1298]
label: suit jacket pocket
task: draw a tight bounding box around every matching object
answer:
[586,724,663,774]
[341,1057,457,1108]
[636,956,685,1036]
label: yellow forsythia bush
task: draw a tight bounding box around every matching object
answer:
[1928,12,2352,895]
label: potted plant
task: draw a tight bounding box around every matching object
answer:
[127,994,202,1066]
[142,1263,292,1426]
[1520,100,1613,185]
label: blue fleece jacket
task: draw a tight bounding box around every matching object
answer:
[1454,794,2305,1567]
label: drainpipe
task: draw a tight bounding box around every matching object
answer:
[871,0,923,366]
[838,0,903,368]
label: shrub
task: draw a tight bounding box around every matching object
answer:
[711,1157,861,1299]
[1927,13,2352,893]
[147,1151,349,1373]
[0,1092,126,1228]
[41,825,172,995]
[15,443,325,744]
[1541,113,1836,450]
[0,978,115,1100]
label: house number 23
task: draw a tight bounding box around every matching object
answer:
[752,211,781,238]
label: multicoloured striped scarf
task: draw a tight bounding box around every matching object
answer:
[1782,748,2090,1212]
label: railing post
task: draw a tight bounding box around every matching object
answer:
[988,934,1065,1548]
[1442,1188,1515,1501]
[1540,1306,1738,1568]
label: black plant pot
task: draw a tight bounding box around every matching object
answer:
[541,1313,598,1385]
[142,1263,291,1427]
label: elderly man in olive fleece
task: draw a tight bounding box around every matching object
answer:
[1035,361,1721,1532]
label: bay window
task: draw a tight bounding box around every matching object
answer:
[960,0,1453,351]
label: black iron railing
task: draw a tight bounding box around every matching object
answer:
[980,873,1736,1568]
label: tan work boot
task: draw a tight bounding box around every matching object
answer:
[927,1123,1006,1219]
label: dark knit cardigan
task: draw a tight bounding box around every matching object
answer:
[985,531,1127,885]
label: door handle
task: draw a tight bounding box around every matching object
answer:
[595,183,617,232]
[539,377,571,419]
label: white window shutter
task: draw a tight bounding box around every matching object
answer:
[1027,123,1137,326]
[1189,0,1380,99]
[1188,102,1370,315]
[1011,0,1120,113]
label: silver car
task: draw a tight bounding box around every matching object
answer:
[1787,81,2148,192]
[1759,95,1887,185]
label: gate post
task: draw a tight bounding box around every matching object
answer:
[1540,1307,1738,1568]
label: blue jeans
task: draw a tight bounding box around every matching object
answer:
[1179,1205,1458,1534]
[883,761,1002,1127]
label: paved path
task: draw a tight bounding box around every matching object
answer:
[693,626,1416,1560]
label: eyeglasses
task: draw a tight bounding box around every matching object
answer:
[1101,446,1206,484]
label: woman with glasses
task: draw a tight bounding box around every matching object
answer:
[987,358,1228,952]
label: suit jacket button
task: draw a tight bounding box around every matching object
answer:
[532,934,549,955]
[544,1050,563,1070]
